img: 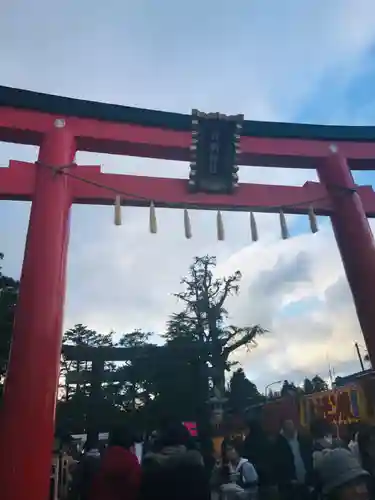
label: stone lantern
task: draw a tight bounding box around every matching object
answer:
[208,386,227,428]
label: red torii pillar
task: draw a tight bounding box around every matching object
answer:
[0,119,75,500]
[317,145,375,365]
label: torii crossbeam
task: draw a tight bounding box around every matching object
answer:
[1,86,375,500]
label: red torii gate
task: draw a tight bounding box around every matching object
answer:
[1,86,375,500]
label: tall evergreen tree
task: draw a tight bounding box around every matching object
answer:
[165,255,265,396]
[227,368,263,414]
[303,378,314,394]
[311,375,328,393]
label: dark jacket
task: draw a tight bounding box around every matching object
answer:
[89,446,141,500]
[139,445,210,500]
[273,433,313,487]
[70,449,101,500]
[243,433,275,486]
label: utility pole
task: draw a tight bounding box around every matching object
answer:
[355,342,365,372]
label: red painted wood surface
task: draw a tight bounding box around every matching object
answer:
[0,126,75,500]
[1,107,375,168]
[317,152,375,364]
[3,160,375,216]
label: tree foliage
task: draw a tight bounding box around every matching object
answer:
[57,324,118,434]
[280,380,298,397]
[311,375,329,393]
[303,375,328,394]
[60,324,114,400]
[146,338,210,428]
[57,324,212,434]
[227,368,263,415]
[166,255,266,394]
[303,377,314,394]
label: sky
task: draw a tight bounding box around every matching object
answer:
[1,0,375,392]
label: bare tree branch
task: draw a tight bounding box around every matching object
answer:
[223,325,266,359]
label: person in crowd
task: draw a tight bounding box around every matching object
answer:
[348,423,361,463]
[199,432,217,478]
[139,421,210,500]
[212,437,259,500]
[143,430,159,455]
[358,426,375,494]
[211,436,232,498]
[243,419,276,494]
[315,448,370,500]
[220,437,231,459]
[311,419,333,448]
[89,426,141,500]
[310,418,343,468]
[349,433,360,457]
[69,438,101,500]
[59,436,79,493]
[221,438,259,500]
[273,418,314,500]
[131,432,144,464]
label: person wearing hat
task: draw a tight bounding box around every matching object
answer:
[315,448,371,500]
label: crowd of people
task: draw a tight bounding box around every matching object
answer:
[65,418,375,500]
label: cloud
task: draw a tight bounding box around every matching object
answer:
[1,1,375,390]
[225,224,366,387]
